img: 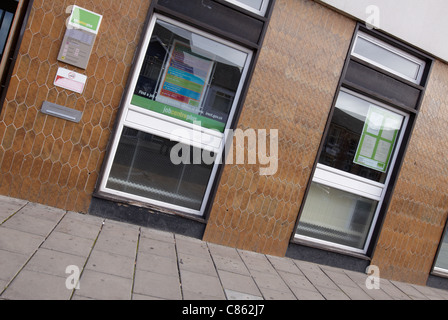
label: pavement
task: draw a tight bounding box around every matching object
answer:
[1,195,448,301]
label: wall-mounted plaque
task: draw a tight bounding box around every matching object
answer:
[57,5,102,69]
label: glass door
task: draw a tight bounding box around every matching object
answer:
[295,89,409,253]
[98,14,252,216]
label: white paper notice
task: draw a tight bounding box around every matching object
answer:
[54,68,87,94]
[374,140,392,163]
[359,134,377,158]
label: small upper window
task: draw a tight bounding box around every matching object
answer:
[224,0,269,16]
[352,32,426,84]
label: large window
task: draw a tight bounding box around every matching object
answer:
[293,26,432,255]
[295,89,408,253]
[98,14,252,216]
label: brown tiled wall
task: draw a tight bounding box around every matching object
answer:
[0,0,151,212]
[371,60,448,285]
[203,0,356,256]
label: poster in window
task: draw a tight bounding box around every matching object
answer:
[354,106,403,173]
[156,41,213,114]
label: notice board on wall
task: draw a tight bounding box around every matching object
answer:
[57,5,102,69]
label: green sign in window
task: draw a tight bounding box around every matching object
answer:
[354,106,403,173]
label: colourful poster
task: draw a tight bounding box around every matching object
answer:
[354,106,403,173]
[156,41,213,111]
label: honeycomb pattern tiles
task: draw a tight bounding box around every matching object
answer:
[0,0,152,212]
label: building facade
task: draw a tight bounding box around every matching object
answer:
[0,0,448,288]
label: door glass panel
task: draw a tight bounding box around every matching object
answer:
[132,19,248,133]
[319,91,404,184]
[106,127,215,211]
[296,182,379,250]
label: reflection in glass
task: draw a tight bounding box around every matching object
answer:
[435,229,448,271]
[106,127,215,211]
[296,182,379,250]
[132,20,248,132]
[319,91,403,184]
[0,10,14,55]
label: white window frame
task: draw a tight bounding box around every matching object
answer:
[295,88,410,254]
[97,14,253,217]
[352,31,426,85]
[224,0,269,16]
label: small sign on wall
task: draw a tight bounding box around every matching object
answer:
[54,67,87,94]
[57,5,102,69]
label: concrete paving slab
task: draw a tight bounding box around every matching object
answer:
[338,284,374,300]
[224,289,263,300]
[0,196,27,222]
[2,213,60,237]
[0,249,29,282]
[24,248,86,278]
[65,211,104,225]
[178,252,217,276]
[180,269,225,299]
[17,203,66,222]
[315,285,350,300]
[259,287,297,300]
[239,250,277,274]
[138,236,177,260]
[412,284,446,300]
[86,249,136,279]
[250,270,291,292]
[100,219,140,241]
[322,269,360,288]
[41,231,95,258]
[379,281,412,300]
[136,251,179,276]
[217,269,261,297]
[207,242,241,260]
[140,227,175,243]
[267,255,304,275]
[74,269,133,300]
[299,268,340,290]
[94,233,139,258]
[2,269,72,300]
[133,269,182,300]
[211,254,251,276]
[55,216,102,240]
[0,226,44,255]
[391,280,429,300]
[278,271,317,291]
[290,287,325,300]
[176,235,211,259]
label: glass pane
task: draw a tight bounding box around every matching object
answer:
[354,36,421,81]
[236,0,264,10]
[106,127,215,211]
[319,91,404,184]
[296,182,379,250]
[0,11,14,55]
[132,19,248,132]
[435,229,448,271]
